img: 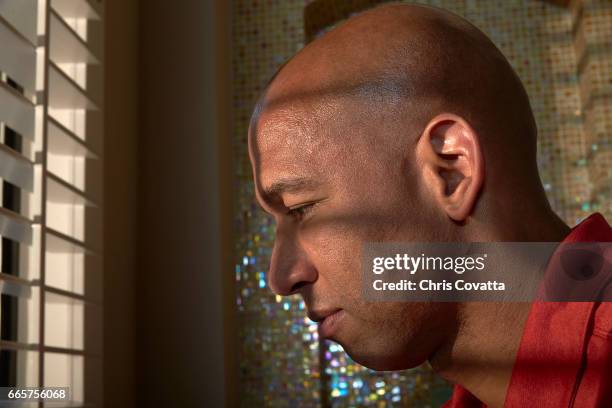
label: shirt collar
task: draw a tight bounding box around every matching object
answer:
[563,213,612,244]
[505,213,612,407]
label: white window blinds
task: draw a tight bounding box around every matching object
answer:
[0,0,103,406]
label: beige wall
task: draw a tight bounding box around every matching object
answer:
[136,0,235,406]
[104,0,235,407]
[104,0,138,406]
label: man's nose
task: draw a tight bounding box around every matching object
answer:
[268,223,317,296]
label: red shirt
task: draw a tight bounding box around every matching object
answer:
[444,213,612,408]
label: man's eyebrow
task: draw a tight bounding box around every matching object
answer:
[262,177,321,199]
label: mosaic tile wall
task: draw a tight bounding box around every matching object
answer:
[232,1,612,406]
[575,0,612,218]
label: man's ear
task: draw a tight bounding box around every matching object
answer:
[416,113,484,222]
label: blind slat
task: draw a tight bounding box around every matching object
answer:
[0,208,32,244]
[0,340,39,351]
[46,228,90,254]
[0,141,34,191]
[0,18,37,92]
[48,63,97,110]
[49,10,99,65]
[46,172,93,206]
[0,0,38,46]
[51,0,100,20]
[48,117,97,158]
[45,286,89,304]
[0,278,32,298]
[0,81,35,139]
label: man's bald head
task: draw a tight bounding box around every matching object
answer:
[253,3,537,166]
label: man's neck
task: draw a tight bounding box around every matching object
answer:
[431,301,532,407]
[429,209,571,407]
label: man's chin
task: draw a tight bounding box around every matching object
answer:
[334,339,427,371]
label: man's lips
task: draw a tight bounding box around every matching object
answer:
[309,309,346,338]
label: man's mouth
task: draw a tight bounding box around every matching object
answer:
[309,309,346,338]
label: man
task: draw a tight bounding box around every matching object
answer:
[248,3,612,407]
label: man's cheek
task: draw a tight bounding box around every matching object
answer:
[301,219,361,255]
[300,221,365,280]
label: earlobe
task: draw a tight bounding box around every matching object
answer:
[416,114,484,222]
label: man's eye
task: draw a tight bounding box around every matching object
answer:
[287,203,316,220]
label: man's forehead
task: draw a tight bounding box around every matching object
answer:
[249,97,345,203]
[250,94,345,158]
[251,111,326,193]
